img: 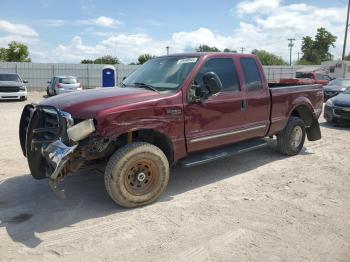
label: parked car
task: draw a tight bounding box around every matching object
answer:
[279,71,332,86]
[323,78,350,101]
[0,73,28,101]
[324,87,350,124]
[47,76,82,96]
[19,53,323,208]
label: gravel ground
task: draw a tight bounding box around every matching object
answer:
[0,92,349,262]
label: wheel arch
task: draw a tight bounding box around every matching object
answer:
[289,102,315,127]
[118,129,174,165]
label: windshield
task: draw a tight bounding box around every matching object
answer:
[59,77,78,84]
[0,74,21,82]
[328,79,350,87]
[345,87,350,94]
[123,56,199,91]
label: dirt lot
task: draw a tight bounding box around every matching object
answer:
[0,91,349,262]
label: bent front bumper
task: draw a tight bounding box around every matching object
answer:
[19,104,80,180]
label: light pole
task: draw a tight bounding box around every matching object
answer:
[166,46,170,55]
[342,0,350,60]
[288,38,296,65]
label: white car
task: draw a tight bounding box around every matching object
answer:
[47,76,82,96]
[0,73,28,101]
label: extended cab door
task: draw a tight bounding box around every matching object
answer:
[237,57,270,138]
[184,57,247,152]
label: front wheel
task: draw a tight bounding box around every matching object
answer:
[104,142,169,208]
[277,117,306,156]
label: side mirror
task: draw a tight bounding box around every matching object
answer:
[122,76,127,81]
[188,83,203,103]
[202,72,222,95]
[23,80,28,83]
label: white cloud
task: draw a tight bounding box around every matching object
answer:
[231,1,346,61]
[78,16,121,28]
[9,1,345,64]
[236,0,280,16]
[0,20,38,37]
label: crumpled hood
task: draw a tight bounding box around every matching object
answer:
[333,93,350,107]
[41,87,166,119]
[324,85,347,92]
[0,81,24,87]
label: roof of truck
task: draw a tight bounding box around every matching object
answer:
[159,52,257,58]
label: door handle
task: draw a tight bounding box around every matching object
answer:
[241,99,248,111]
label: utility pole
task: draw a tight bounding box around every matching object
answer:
[166,46,170,55]
[240,47,245,53]
[287,38,296,65]
[297,51,300,62]
[342,0,350,60]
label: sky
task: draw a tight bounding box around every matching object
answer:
[0,0,347,64]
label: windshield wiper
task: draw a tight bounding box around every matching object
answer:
[133,82,160,93]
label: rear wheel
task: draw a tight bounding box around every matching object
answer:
[277,117,306,156]
[104,142,169,208]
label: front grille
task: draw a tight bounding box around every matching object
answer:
[29,105,72,146]
[334,108,350,117]
[0,86,20,92]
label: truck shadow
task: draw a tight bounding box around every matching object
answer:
[0,143,310,248]
[319,121,350,130]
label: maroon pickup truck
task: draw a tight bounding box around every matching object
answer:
[279,71,332,86]
[19,53,323,208]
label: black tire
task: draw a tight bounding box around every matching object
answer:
[104,142,169,208]
[46,88,51,97]
[277,117,306,156]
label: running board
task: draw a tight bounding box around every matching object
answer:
[178,139,267,168]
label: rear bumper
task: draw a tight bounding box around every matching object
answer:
[0,90,27,100]
[56,88,82,95]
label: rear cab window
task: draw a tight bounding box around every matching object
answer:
[195,58,240,92]
[240,58,263,90]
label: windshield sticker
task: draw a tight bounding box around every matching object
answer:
[177,58,198,64]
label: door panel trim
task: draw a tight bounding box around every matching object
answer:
[189,124,266,144]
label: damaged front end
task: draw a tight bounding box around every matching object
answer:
[19,104,109,196]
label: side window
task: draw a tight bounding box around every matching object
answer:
[195,58,240,92]
[240,58,263,90]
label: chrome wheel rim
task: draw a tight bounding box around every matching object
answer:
[290,126,302,150]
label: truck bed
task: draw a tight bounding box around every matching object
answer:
[268,84,324,135]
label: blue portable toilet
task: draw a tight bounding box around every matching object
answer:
[102,65,116,87]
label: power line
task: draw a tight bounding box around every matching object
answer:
[287,38,296,65]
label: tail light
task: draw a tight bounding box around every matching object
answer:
[56,83,62,88]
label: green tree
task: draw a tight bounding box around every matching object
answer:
[251,49,287,65]
[196,45,220,52]
[80,59,94,64]
[1,41,31,62]
[138,54,155,65]
[94,55,119,64]
[0,48,6,61]
[344,53,350,61]
[223,48,237,53]
[300,27,337,64]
